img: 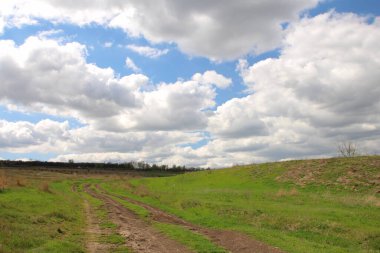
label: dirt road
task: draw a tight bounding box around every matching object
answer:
[82,184,284,253]
[84,185,192,253]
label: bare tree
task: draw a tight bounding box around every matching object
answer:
[338,142,357,157]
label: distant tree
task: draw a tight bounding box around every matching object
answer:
[68,159,74,164]
[338,142,358,157]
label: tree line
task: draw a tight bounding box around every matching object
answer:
[0,160,205,172]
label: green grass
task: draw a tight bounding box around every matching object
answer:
[100,234,125,245]
[104,186,225,252]
[1,157,378,253]
[109,195,150,219]
[102,156,380,253]
[0,174,132,253]
[0,180,85,253]
[154,222,226,253]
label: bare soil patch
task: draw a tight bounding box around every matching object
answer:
[83,200,114,253]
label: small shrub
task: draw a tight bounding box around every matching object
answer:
[40,182,52,193]
[338,142,358,157]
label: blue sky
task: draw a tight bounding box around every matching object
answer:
[0,0,379,167]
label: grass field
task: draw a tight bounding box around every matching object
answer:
[0,156,379,252]
[0,172,85,253]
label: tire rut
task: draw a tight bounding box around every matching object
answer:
[96,184,284,253]
[83,199,114,253]
[72,183,115,253]
[84,184,193,253]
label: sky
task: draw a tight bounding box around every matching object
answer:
[0,0,380,168]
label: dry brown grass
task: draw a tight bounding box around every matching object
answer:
[365,195,380,207]
[16,177,27,187]
[133,184,150,197]
[276,156,380,193]
[0,170,8,191]
[40,182,52,193]
[276,188,299,198]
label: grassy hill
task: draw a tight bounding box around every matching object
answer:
[0,156,379,252]
[103,156,380,252]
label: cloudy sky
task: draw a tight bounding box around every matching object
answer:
[0,0,379,167]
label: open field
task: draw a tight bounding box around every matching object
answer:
[0,156,379,252]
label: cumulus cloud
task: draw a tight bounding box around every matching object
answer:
[192,71,232,89]
[0,0,319,60]
[128,80,216,131]
[111,0,319,60]
[0,119,70,153]
[0,36,140,121]
[205,12,380,163]
[127,44,169,58]
[0,0,117,28]
[0,118,204,164]
[0,17,6,34]
[0,35,229,132]
[3,6,380,167]
[92,78,218,132]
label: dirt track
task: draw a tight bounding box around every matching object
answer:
[82,183,284,253]
[94,185,284,253]
[84,185,193,253]
[83,199,115,253]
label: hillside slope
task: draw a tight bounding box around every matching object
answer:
[104,156,380,253]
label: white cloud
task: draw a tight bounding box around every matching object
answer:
[37,29,64,39]
[125,57,141,73]
[0,36,140,122]
[127,44,169,58]
[0,119,70,153]
[109,0,320,60]
[204,12,380,163]
[3,10,380,167]
[192,71,232,89]
[0,17,5,34]
[0,0,319,60]
[0,35,229,132]
[126,79,216,131]
[0,0,117,28]
[208,96,268,138]
[0,118,204,165]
